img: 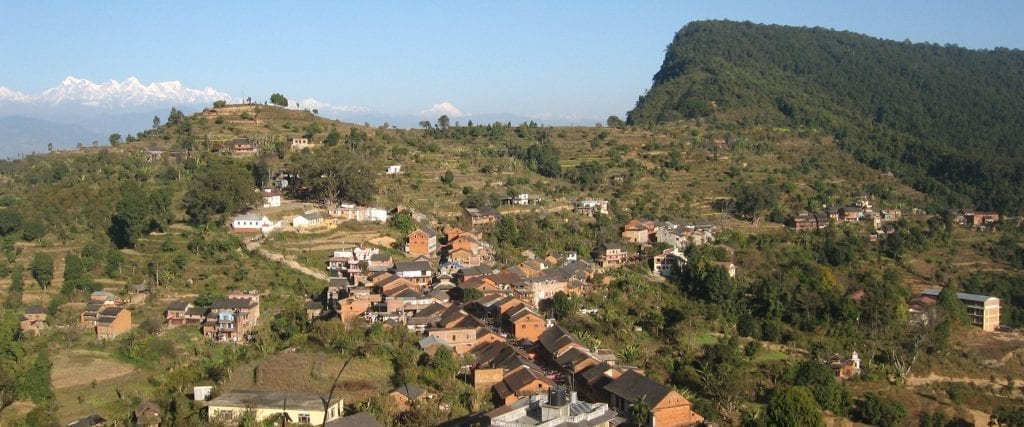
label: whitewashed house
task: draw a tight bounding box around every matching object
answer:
[232,214,280,234]
[260,189,281,208]
[292,212,324,228]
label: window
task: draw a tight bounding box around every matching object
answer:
[298,413,311,424]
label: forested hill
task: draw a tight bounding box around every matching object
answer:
[628,20,1024,214]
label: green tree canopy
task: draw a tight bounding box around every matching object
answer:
[269,93,288,107]
[183,159,259,224]
[29,252,54,290]
[767,386,824,427]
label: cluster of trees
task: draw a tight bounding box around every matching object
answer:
[183,159,259,224]
[289,145,379,205]
[630,20,1024,213]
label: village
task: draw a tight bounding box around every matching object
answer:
[32,174,1002,426]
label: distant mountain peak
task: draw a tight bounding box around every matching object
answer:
[1,76,231,110]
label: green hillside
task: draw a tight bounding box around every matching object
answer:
[629,20,1024,213]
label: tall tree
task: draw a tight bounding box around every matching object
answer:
[767,386,824,427]
[269,93,288,107]
[29,253,54,290]
[183,159,259,224]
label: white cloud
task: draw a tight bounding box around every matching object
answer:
[420,101,464,118]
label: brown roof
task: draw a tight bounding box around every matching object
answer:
[325,412,383,427]
[604,370,681,407]
[502,365,554,393]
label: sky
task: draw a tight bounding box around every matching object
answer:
[2,1,1023,123]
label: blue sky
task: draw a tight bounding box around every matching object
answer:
[2,1,1022,122]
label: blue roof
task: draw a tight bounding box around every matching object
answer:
[921,288,996,303]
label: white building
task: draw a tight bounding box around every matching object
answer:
[232,214,280,234]
[292,212,324,228]
[289,137,314,150]
[386,165,402,175]
[207,391,343,425]
[328,203,389,222]
[260,189,281,208]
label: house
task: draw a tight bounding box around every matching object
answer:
[487,386,619,427]
[970,211,1001,227]
[292,212,324,228]
[880,209,902,222]
[230,138,257,156]
[840,206,863,222]
[502,194,538,206]
[605,370,704,427]
[652,248,685,278]
[305,301,325,321]
[392,260,433,287]
[207,390,343,425]
[573,199,609,217]
[260,189,281,208]
[826,352,862,379]
[792,211,828,232]
[921,288,1001,331]
[231,214,280,234]
[66,414,107,427]
[133,401,161,427]
[389,384,433,410]
[289,137,313,150]
[20,305,48,336]
[593,242,625,269]
[367,253,394,272]
[202,294,261,343]
[164,300,195,328]
[538,325,585,360]
[328,203,389,222]
[622,219,657,244]
[493,365,556,405]
[96,306,132,340]
[386,165,402,175]
[465,206,501,226]
[507,305,546,342]
[405,226,439,257]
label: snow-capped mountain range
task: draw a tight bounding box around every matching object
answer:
[0,76,230,110]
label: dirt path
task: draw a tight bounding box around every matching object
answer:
[246,240,327,281]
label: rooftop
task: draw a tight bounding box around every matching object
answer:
[208,390,340,411]
[921,288,998,304]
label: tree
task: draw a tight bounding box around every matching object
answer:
[606,115,625,128]
[855,392,906,427]
[21,219,44,241]
[0,210,21,236]
[20,346,54,403]
[324,127,342,146]
[788,360,851,416]
[461,288,483,302]
[767,386,824,427]
[551,291,576,320]
[183,159,259,224]
[441,170,455,186]
[629,396,652,426]
[109,183,151,248]
[213,100,227,108]
[5,264,22,308]
[731,180,780,223]
[152,115,161,129]
[270,93,288,107]
[437,115,450,131]
[108,133,122,147]
[30,253,54,290]
[388,212,417,235]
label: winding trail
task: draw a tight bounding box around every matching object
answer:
[245,239,327,281]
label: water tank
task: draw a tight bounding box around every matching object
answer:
[548,385,567,406]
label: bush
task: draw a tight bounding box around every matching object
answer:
[855,392,906,427]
